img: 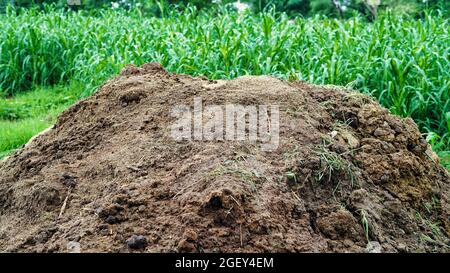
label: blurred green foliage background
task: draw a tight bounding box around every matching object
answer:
[1,1,448,18]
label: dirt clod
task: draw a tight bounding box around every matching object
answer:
[0,63,449,252]
[126,235,148,250]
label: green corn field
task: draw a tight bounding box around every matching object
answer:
[0,6,449,167]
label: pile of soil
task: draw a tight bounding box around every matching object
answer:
[1,63,449,253]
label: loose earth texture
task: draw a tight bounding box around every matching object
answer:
[0,63,449,253]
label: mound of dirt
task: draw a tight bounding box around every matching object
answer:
[1,63,449,253]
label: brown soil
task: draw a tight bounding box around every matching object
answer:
[1,63,449,253]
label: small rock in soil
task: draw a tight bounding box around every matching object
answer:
[126,235,148,250]
[67,241,81,253]
[365,241,382,253]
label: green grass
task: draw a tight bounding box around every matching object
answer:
[0,82,84,158]
[438,152,450,169]
[0,117,51,154]
[0,6,448,164]
[0,82,83,120]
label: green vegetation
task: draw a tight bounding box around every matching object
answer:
[314,143,358,195]
[0,82,84,157]
[416,197,450,250]
[250,0,448,18]
[0,5,448,169]
[2,1,448,18]
[357,208,370,243]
